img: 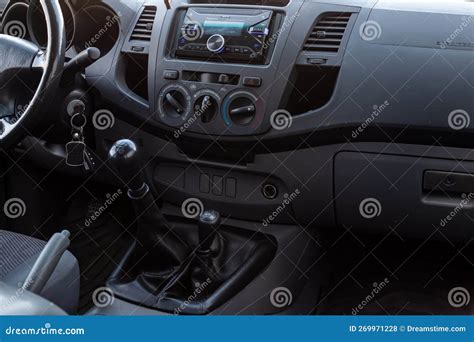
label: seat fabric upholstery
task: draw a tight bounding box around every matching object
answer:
[0,230,79,314]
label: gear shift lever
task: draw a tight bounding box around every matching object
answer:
[198,210,221,253]
[109,139,148,198]
[108,139,188,267]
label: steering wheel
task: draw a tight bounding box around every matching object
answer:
[0,0,65,148]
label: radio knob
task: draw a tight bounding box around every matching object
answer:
[206,34,225,53]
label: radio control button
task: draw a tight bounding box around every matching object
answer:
[249,26,269,36]
[207,34,225,53]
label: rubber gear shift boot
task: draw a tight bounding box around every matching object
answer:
[108,226,276,314]
[106,190,190,300]
[155,227,276,314]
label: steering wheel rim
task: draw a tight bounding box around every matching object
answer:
[0,0,65,148]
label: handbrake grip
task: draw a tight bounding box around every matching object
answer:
[22,230,71,294]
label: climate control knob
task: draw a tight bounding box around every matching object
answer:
[221,90,264,134]
[158,83,192,127]
[206,34,225,53]
[193,89,220,124]
[225,93,259,126]
[229,98,256,126]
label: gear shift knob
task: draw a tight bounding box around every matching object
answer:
[198,210,221,253]
[109,139,147,197]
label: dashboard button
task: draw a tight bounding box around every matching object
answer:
[218,74,230,84]
[199,174,210,194]
[131,46,145,52]
[225,178,237,198]
[243,77,262,88]
[163,70,179,80]
[212,176,224,195]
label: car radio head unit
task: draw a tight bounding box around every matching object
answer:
[174,8,274,63]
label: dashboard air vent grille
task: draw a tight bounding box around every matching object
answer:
[303,12,351,53]
[130,6,157,42]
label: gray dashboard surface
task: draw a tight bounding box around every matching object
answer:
[87,0,473,148]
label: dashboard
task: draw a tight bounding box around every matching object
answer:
[0,0,473,240]
[2,0,474,317]
[0,0,473,147]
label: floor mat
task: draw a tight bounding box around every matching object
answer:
[316,231,473,315]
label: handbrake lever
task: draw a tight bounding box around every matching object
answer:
[22,230,71,295]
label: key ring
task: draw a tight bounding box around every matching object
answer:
[70,112,87,130]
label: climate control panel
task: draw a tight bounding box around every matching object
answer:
[156,81,265,135]
[151,3,297,137]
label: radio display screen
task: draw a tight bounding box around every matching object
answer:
[175,8,274,63]
[203,21,246,36]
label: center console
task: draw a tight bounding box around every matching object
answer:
[152,1,302,136]
[88,0,348,315]
[106,139,278,315]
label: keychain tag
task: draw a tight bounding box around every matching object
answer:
[66,140,86,167]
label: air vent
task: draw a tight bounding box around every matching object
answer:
[303,12,351,53]
[130,6,157,42]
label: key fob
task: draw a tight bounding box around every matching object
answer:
[66,141,86,167]
[83,149,96,171]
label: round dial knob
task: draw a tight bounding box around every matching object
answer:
[206,34,225,53]
[158,83,192,127]
[163,90,187,118]
[193,90,220,124]
[228,97,256,126]
[221,90,264,134]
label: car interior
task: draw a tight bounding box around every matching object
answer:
[0,0,472,316]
